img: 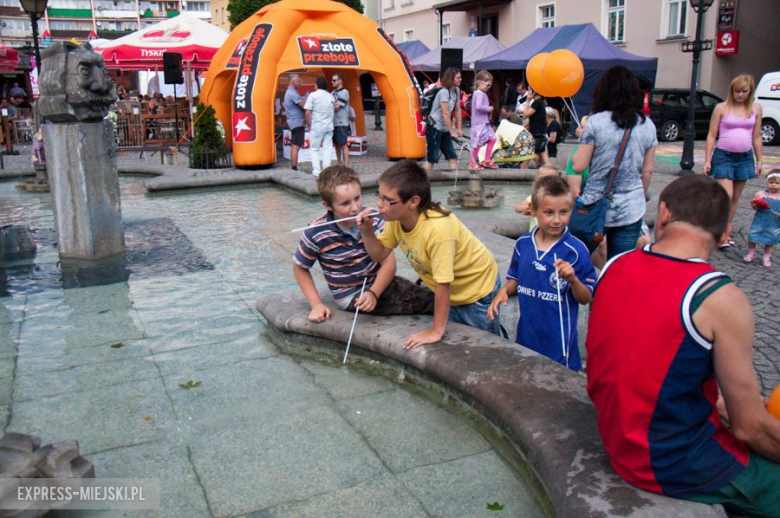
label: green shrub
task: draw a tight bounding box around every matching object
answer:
[191,103,228,169]
[228,0,363,30]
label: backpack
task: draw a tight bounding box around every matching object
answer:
[420,86,443,119]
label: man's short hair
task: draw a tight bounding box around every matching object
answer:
[531,175,571,210]
[317,165,360,206]
[316,76,327,90]
[332,72,344,81]
[658,175,729,242]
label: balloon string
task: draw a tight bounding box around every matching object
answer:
[562,97,580,129]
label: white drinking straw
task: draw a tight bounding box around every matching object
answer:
[291,211,378,233]
[343,277,368,364]
[553,253,568,368]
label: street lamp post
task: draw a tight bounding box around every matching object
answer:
[678,0,714,175]
[19,0,49,75]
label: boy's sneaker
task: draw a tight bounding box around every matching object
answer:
[743,250,756,263]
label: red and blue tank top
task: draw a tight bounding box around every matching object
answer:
[586,247,749,497]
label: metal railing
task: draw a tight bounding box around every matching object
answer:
[189,147,233,170]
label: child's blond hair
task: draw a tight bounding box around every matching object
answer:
[537,164,559,178]
[531,175,572,210]
[473,70,493,90]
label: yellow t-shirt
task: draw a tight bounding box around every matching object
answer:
[378,210,498,306]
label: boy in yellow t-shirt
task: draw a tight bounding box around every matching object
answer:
[357,160,501,349]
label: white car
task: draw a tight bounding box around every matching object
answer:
[756,72,780,145]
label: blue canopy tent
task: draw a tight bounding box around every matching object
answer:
[397,40,431,61]
[476,24,658,132]
[410,35,507,72]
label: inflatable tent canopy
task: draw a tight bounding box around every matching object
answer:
[201,0,425,168]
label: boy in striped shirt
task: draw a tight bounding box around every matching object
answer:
[293,166,433,322]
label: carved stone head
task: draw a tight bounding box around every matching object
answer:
[38,42,116,123]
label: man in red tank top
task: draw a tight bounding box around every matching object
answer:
[586,175,780,517]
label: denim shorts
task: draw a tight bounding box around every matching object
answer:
[533,135,548,154]
[333,126,349,146]
[290,126,305,147]
[605,219,643,260]
[448,275,502,335]
[709,147,756,181]
[426,126,457,164]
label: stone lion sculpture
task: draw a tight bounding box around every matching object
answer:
[38,41,116,123]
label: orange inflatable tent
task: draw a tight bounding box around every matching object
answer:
[201,0,426,169]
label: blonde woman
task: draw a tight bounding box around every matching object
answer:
[469,70,498,170]
[702,74,763,248]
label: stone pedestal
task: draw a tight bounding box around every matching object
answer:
[43,121,125,261]
[16,166,50,193]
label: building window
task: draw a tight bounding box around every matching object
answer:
[404,29,414,41]
[442,23,451,43]
[385,0,394,9]
[387,32,395,41]
[539,4,555,28]
[668,0,687,37]
[606,0,625,42]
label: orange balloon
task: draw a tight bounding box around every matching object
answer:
[526,53,555,98]
[768,385,780,420]
[542,49,584,98]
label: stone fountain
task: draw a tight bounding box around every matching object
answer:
[37,41,123,262]
[447,172,504,208]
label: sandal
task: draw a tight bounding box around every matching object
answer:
[481,161,499,169]
[468,161,483,171]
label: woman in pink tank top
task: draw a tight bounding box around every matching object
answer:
[702,74,764,248]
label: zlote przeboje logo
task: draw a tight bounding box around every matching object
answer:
[232,23,273,143]
[297,36,360,66]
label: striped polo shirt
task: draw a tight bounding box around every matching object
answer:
[293,210,385,308]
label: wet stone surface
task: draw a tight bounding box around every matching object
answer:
[0,176,544,517]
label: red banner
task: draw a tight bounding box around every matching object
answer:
[715,30,739,56]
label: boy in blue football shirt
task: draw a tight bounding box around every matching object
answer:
[488,175,597,371]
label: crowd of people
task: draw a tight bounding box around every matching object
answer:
[0,82,32,119]
[283,73,356,177]
[290,66,778,517]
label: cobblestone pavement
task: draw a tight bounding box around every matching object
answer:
[578,139,779,397]
[2,131,777,396]
[704,176,779,397]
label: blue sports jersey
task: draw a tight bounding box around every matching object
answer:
[507,228,597,371]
